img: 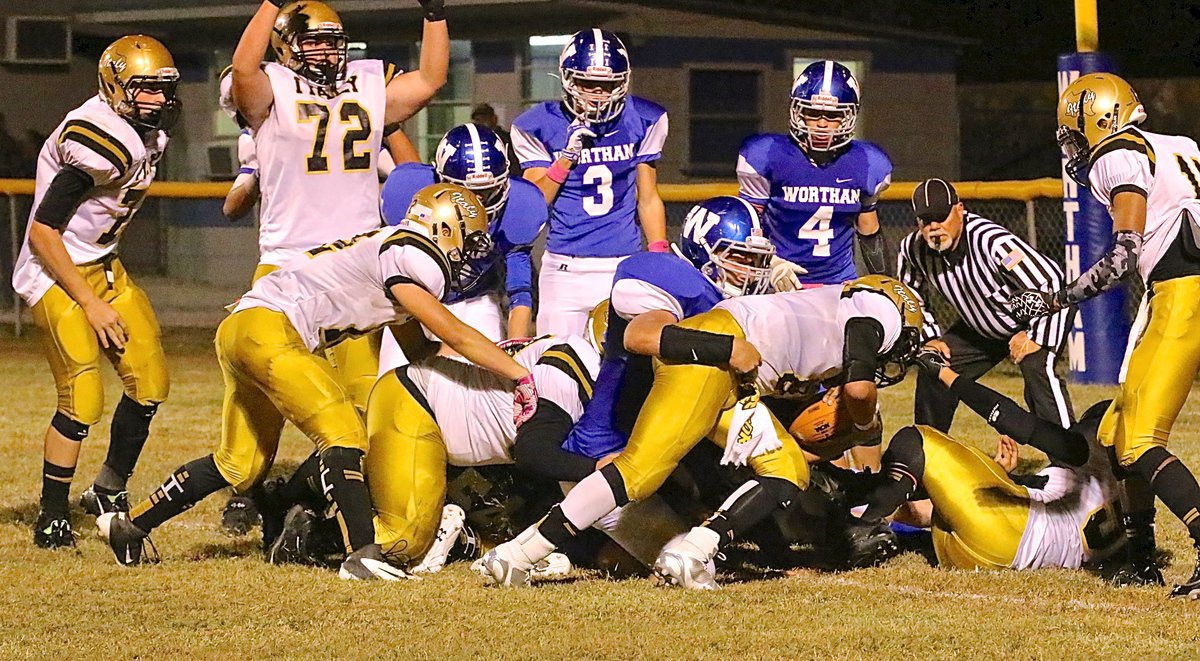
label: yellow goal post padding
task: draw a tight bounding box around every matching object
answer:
[0,177,1064,203]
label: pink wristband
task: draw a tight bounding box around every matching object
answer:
[547,161,570,184]
[647,240,670,253]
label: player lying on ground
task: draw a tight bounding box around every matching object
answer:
[843,349,1126,573]
[476,276,924,589]
[97,185,539,581]
[13,35,181,548]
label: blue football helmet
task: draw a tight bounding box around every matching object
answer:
[679,196,775,298]
[434,123,510,218]
[559,29,631,125]
[790,60,860,152]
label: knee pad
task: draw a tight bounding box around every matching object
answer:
[759,476,803,508]
[64,368,105,426]
[883,426,926,479]
[51,411,89,441]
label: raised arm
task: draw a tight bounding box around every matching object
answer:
[231,1,280,130]
[383,1,449,125]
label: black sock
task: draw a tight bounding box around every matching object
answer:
[861,426,925,522]
[1123,509,1157,564]
[41,461,75,518]
[704,477,800,548]
[99,395,159,492]
[536,504,581,549]
[319,447,375,553]
[1131,447,1200,543]
[130,455,230,534]
[279,453,326,511]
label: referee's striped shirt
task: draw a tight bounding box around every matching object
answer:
[896,212,1070,350]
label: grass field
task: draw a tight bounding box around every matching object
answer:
[2,328,1200,658]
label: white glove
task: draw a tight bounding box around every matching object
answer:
[769,255,808,293]
[560,120,597,164]
[236,131,258,174]
[722,386,783,467]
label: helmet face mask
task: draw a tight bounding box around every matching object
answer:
[789,61,860,153]
[272,2,348,92]
[1057,125,1091,186]
[559,30,631,125]
[707,236,775,297]
[98,35,182,131]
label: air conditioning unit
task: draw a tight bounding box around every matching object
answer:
[5,16,71,65]
[206,142,238,181]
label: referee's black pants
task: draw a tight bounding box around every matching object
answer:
[914,321,1075,432]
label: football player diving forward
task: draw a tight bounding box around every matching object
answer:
[737,60,892,290]
[845,352,1124,573]
[511,29,670,337]
[98,185,541,581]
[12,35,181,547]
[1007,73,1200,596]
[229,0,450,412]
[477,276,925,589]
[379,122,546,351]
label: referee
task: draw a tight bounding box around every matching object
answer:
[898,178,1075,430]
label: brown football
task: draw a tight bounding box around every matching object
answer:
[789,389,852,444]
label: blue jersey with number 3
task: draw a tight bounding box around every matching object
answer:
[737,134,892,284]
[562,252,722,460]
[510,97,668,258]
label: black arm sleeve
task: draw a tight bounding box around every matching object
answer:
[843,317,884,383]
[857,230,890,276]
[512,399,596,482]
[948,377,1089,467]
[34,165,94,229]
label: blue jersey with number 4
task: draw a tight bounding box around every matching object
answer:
[510,97,668,258]
[737,134,892,284]
[562,252,722,460]
[379,162,545,308]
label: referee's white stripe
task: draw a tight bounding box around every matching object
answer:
[1045,350,1071,426]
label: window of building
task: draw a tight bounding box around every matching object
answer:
[523,34,571,107]
[411,39,474,160]
[687,68,762,177]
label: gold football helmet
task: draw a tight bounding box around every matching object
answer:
[1056,73,1147,185]
[843,275,924,388]
[586,299,611,356]
[272,1,348,90]
[98,35,181,131]
[403,184,493,290]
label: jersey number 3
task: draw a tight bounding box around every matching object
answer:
[797,205,834,257]
[582,165,614,216]
[297,100,373,174]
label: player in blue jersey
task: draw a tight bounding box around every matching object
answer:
[737,60,892,289]
[510,29,670,338]
[379,124,546,372]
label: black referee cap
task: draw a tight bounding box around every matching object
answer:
[912,178,960,223]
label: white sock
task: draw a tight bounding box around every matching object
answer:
[559,470,619,531]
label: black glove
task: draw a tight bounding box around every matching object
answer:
[915,347,948,381]
[1007,288,1062,323]
[267,0,288,8]
[418,0,446,21]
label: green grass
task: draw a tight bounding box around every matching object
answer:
[2,328,1200,657]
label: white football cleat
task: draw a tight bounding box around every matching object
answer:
[412,504,467,575]
[529,552,572,581]
[473,542,533,587]
[653,535,719,590]
[339,543,416,581]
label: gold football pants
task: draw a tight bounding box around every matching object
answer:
[31,257,169,425]
[914,426,1030,570]
[1099,275,1200,466]
[252,262,380,414]
[212,307,367,492]
[364,368,447,565]
[613,309,810,502]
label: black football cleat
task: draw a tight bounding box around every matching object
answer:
[220,495,260,537]
[266,505,318,566]
[33,511,76,549]
[845,519,900,569]
[1110,559,1165,588]
[80,486,130,517]
[1170,544,1200,599]
[98,512,158,567]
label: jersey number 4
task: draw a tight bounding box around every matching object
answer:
[797,205,835,257]
[297,100,373,174]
